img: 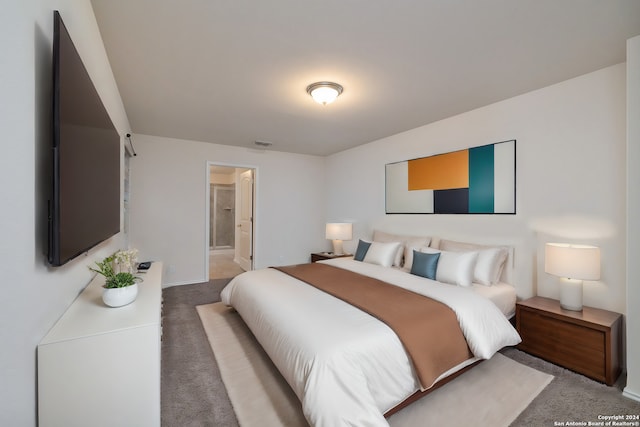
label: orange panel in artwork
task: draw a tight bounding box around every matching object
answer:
[408,150,469,190]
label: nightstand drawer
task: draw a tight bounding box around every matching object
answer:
[518,309,606,380]
[311,252,351,263]
[516,296,622,385]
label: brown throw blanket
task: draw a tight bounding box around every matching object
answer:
[273,263,473,390]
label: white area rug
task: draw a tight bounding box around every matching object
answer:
[197,302,553,427]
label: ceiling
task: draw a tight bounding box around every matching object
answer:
[91,0,640,156]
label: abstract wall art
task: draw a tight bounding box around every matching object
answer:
[385,140,516,214]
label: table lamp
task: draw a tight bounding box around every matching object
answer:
[325,223,352,255]
[544,243,600,311]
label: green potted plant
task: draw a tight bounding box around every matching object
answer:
[90,249,141,307]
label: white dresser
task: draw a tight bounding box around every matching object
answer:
[38,262,163,427]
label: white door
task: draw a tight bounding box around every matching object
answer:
[237,170,254,271]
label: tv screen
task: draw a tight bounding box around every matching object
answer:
[49,11,121,266]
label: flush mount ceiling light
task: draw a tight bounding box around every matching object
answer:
[306,81,343,105]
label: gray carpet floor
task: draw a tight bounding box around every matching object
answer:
[161,279,239,427]
[161,279,640,427]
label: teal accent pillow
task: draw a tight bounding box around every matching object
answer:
[354,240,371,261]
[410,250,440,280]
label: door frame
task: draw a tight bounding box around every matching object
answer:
[205,161,257,278]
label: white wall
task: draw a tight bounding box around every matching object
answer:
[0,1,131,426]
[1,4,634,424]
[624,35,640,402]
[326,64,627,315]
[128,134,327,286]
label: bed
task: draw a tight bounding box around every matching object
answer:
[221,236,521,427]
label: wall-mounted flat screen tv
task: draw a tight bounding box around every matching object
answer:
[48,11,121,266]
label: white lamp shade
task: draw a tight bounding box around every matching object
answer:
[544,243,600,280]
[325,223,352,241]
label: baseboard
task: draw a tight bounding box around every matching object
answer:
[623,387,640,402]
[162,278,207,288]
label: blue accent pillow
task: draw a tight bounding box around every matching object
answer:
[410,250,440,280]
[354,240,371,261]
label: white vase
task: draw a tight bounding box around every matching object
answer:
[102,283,139,307]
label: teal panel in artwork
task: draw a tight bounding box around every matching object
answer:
[469,145,495,213]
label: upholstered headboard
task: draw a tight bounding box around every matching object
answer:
[369,229,530,299]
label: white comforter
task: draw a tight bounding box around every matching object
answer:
[221,258,521,427]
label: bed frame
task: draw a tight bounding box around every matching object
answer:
[384,359,483,418]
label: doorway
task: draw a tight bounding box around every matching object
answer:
[207,164,255,280]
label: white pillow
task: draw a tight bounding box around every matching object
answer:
[373,230,431,268]
[363,241,402,268]
[438,239,509,286]
[372,230,404,267]
[421,247,478,287]
[474,248,509,285]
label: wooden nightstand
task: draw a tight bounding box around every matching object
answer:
[516,296,622,385]
[310,252,352,263]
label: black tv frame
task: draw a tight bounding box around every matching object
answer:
[48,11,121,266]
